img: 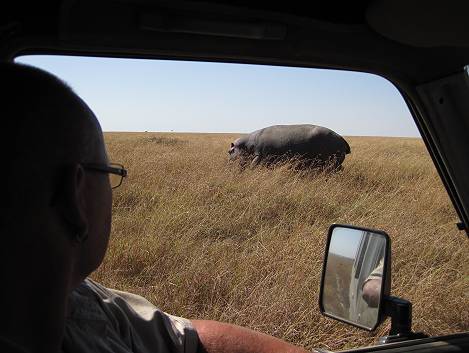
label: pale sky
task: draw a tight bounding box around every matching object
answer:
[329,228,363,259]
[16,55,419,137]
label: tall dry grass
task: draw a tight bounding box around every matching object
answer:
[93,132,469,351]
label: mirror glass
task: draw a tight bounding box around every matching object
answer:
[321,226,387,330]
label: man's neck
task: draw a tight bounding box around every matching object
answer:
[0,259,74,353]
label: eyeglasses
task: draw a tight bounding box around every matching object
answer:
[82,163,128,189]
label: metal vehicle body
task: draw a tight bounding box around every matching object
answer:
[1,1,468,352]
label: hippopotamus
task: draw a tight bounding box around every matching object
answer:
[228,124,351,168]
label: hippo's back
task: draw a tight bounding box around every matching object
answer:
[251,124,349,158]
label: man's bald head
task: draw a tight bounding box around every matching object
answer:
[1,62,108,232]
[1,62,104,165]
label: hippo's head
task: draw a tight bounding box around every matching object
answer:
[228,138,245,161]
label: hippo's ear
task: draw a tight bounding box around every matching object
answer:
[231,142,234,148]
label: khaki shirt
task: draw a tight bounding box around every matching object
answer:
[362,258,384,288]
[63,279,199,353]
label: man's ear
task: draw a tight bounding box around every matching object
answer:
[54,164,88,239]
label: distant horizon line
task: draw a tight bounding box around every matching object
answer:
[103,130,421,138]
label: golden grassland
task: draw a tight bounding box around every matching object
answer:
[94,132,469,351]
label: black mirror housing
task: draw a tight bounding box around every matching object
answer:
[319,224,392,331]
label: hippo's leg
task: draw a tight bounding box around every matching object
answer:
[251,155,261,167]
[328,152,345,171]
[335,152,346,168]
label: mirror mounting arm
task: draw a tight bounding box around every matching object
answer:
[383,295,412,336]
[379,296,428,344]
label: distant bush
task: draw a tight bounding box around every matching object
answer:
[146,136,186,146]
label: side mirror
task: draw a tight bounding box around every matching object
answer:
[319,224,391,331]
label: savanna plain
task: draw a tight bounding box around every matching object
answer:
[94,132,469,351]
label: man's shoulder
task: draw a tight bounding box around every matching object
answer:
[70,278,152,322]
[77,278,114,298]
[69,278,199,353]
[66,279,199,353]
[75,279,159,317]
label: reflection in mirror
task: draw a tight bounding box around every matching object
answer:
[322,226,386,330]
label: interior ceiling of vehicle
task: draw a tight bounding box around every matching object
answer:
[2,0,469,84]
